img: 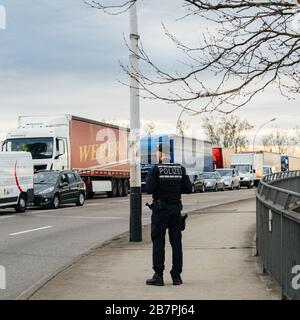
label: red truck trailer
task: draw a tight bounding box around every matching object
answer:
[212,147,235,169]
[70,117,130,198]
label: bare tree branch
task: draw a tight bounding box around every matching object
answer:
[202,115,253,151]
[84,0,300,114]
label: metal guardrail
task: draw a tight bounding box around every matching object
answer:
[256,170,300,300]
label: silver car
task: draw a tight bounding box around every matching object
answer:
[215,168,240,190]
[201,172,225,192]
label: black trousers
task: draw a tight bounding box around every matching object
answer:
[151,204,182,278]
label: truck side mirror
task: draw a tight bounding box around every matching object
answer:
[55,151,64,160]
[252,169,256,174]
[1,140,7,151]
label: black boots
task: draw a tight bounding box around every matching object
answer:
[146,274,164,286]
[172,277,183,285]
[146,274,183,286]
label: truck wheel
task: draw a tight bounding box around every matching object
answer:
[237,183,241,190]
[123,179,129,197]
[108,179,118,197]
[117,179,124,197]
[76,192,85,206]
[51,194,60,209]
[15,194,27,213]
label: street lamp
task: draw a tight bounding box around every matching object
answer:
[176,108,186,135]
[129,2,142,242]
[252,118,276,152]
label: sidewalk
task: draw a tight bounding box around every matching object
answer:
[27,198,280,300]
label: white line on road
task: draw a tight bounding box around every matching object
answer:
[32,215,129,220]
[84,203,106,207]
[0,215,15,220]
[9,226,53,236]
[29,203,105,214]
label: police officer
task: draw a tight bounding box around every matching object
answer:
[145,142,192,286]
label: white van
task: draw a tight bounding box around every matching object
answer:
[0,152,34,213]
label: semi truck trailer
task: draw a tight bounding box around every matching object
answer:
[140,134,213,187]
[2,115,130,198]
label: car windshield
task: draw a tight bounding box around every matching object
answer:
[202,173,215,179]
[216,170,232,177]
[6,137,54,159]
[34,172,59,185]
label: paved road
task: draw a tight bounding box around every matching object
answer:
[0,189,255,300]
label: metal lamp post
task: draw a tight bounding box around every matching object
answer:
[129,2,142,242]
[252,118,276,152]
[176,108,186,134]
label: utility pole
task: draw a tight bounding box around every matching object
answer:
[129,1,142,242]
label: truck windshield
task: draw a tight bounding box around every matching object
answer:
[263,167,271,175]
[6,138,54,159]
[232,165,251,173]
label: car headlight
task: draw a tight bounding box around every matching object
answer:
[39,186,55,195]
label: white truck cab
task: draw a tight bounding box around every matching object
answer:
[2,115,70,173]
[230,152,281,188]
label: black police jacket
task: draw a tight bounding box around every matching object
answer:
[145,162,192,201]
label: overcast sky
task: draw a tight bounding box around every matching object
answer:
[0,0,299,146]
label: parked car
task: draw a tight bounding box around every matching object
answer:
[34,170,86,209]
[188,174,205,193]
[0,152,34,213]
[215,168,240,190]
[201,172,225,192]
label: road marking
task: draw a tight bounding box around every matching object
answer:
[0,215,15,220]
[29,203,106,214]
[84,203,105,207]
[9,226,53,236]
[32,215,129,220]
